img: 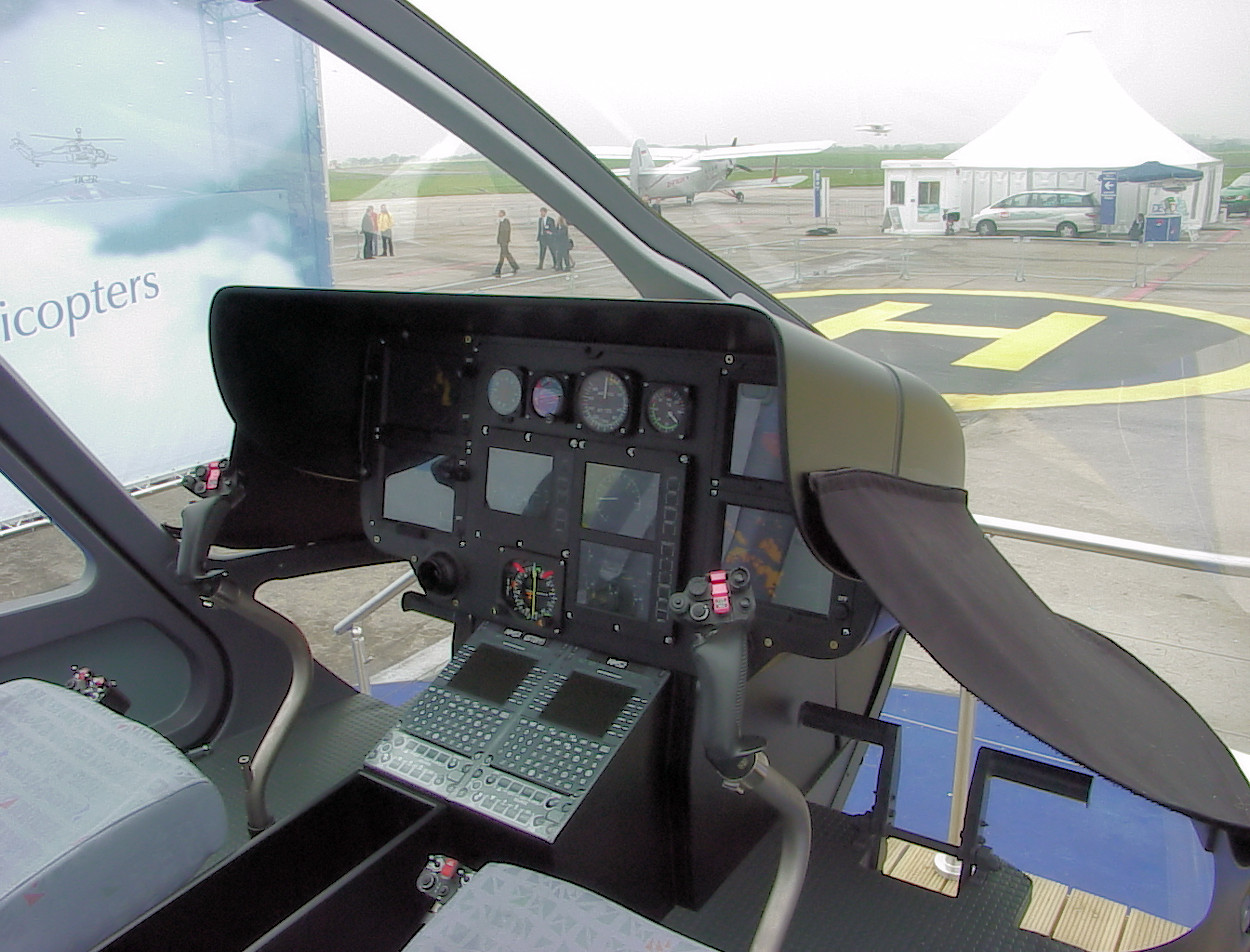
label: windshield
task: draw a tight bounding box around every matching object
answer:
[2,0,1250,925]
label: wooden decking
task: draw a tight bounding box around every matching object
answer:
[882,839,1189,952]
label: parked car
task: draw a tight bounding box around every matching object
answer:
[1220,173,1250,216]
[972,190,1100,237]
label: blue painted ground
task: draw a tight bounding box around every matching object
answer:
[843,689,1214,927]
[371,679,427,707]
[372,679,1214,926]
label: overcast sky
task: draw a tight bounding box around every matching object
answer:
[319,0,1250,160]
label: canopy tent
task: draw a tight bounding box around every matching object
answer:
[945,33,1215,170]
[1116,160,1204,189]
[882,32,1222,233]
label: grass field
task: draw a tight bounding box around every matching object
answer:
[327,146,952,201]
[328,148,1250,201]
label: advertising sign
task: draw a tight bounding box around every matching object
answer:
[1099,171,1118,226]
[0,0,331,522]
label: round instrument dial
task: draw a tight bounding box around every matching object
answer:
[645,383,691,437]
[503,559,560,625]
[487,367,523,417]
[575,368,632,433]
[530,374,566,420]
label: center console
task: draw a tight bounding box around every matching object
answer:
[365,622,667,842]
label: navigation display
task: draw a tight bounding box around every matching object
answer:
[447,643,535,705]
[486,448,553,516]
[383,456,456,531]
[722,505,832,615]
[541,672,634,738]
[581,463,660,539]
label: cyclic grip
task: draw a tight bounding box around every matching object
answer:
[671,568,763,779]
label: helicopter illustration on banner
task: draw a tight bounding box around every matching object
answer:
[11,128,122,167]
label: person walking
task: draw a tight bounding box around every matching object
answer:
[377,204,394,256]
[360,205,378,259]
[536,206,554,269]
[551,215,572,271]
[493,209,519,277]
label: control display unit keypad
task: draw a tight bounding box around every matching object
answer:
[365,622,667,842]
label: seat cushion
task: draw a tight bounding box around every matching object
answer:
[403,863,717,952]
[0,678,226,952]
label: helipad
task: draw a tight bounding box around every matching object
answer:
[779,288,1250,411]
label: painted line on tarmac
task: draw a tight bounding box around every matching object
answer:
[1123,228,1239,302]
[778,288,1250,410]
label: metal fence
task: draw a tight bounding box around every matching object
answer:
[709,233,1250,294]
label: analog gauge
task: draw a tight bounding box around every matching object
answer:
[575,368,632,434]
[503,559,560,625]
[530,374,566,421]
[645,383,692,437]
[487,367,523,417]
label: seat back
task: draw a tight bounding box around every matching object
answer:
[403,863,718,952]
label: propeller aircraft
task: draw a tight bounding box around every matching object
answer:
[595,137,834,205]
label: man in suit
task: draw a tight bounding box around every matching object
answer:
[536,207,555,269]
[493,209,519,277]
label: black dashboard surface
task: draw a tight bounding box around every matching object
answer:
[209,288,884,672]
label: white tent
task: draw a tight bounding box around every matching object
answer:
[882,32,1222,235]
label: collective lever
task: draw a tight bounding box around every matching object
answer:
[176,470,312,834]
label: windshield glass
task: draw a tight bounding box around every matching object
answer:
[404,0,1250,742]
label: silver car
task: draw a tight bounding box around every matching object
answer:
[972,190,1100,237]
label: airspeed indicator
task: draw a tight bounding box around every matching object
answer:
[576,368,632,433]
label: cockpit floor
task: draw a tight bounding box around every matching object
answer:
[663,806,1078,952]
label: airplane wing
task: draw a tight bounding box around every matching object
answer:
[691,140,834,162]
[608,164,705,180]
[590,146,695,163]
[730,174,809,189]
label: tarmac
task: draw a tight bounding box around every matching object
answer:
[8,186,1250,751]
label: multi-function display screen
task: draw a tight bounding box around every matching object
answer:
[722,505,832,615]
[575,541,654,621]
[486,448,553,516]
[447,643,535,705]
[729,384,784,481]
[540,671,634,737]
[383,456,457,532]
[581,463,660,539]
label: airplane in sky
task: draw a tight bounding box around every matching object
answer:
[855,122,892,136]
[595,138,834,205]
[10,128,122,167]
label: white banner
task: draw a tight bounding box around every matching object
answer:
[0,192,303,522]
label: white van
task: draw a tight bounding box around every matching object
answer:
[972,190,1100,237]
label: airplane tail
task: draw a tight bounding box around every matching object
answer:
[629,138,654,193]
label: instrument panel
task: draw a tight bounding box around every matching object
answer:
[360,314,883,670]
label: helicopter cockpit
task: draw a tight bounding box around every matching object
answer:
[96,281,1246,952]
[182,283,963,926]
[4,1,1250,950]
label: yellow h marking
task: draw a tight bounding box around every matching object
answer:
[953,312,1105,371]
[814,303,1105,372]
